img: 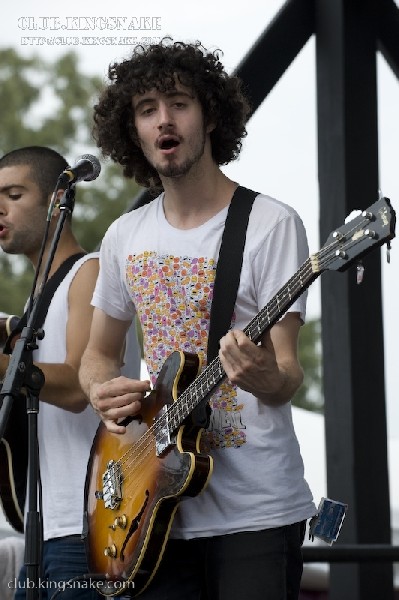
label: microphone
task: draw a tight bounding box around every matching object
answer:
[58,154,101,185]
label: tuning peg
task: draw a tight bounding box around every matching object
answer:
[362,211,375,222]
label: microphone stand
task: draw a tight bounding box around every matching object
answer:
[0,184,76,600]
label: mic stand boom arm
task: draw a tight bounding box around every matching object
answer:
[0,184,76,600]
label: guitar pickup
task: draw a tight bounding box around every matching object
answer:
[154,405,176,456]
[100,459,123,509]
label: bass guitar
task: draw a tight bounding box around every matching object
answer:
[84,196,396,597]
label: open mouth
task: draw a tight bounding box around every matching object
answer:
[158,137,180,151]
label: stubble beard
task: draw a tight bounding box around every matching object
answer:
[148,128,207,180]
[1,219,47,257]
[1,232,39,256]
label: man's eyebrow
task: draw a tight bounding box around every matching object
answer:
[164,90,194,99]
[133,90,195,111]
[0,184,26,193]
[133,96,155,111]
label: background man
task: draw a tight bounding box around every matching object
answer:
[0,146,140,598]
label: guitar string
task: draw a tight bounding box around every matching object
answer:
[99,215,380,498]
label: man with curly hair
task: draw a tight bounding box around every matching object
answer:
[80,39,316,599]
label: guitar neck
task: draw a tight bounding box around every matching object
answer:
[168,255,321,431]
[243,255,320,344]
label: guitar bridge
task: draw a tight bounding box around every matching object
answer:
[99,459,123,509]
[154,405,176,456]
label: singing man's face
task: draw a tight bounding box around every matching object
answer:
[0,164,49,262]
[132,81,214,181]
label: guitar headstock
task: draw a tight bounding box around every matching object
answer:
[315,197,396,273]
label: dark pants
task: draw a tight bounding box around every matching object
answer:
[13,535,101,600]
[138,521,307,600]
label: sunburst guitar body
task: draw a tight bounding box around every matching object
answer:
[84,350,213,597]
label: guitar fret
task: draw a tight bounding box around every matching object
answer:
[167,357,226,430]
[243,258,316,345]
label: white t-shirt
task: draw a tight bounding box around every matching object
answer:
[93,193,317,539]
[34,253,141,541]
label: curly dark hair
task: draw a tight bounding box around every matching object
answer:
[93,38,251,189]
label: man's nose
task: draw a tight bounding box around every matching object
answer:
[157,103,174,129]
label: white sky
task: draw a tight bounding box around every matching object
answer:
[1,0,398,443]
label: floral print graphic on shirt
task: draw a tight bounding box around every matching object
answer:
[125,251,247,449]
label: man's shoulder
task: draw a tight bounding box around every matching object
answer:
[67,253,99,290]
[72,251,99,273]
[249,193,303,227]
[106,194,161,235]
[253,192,298,215]
[81,251,100,262]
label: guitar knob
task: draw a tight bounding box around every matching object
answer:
[114,515,127,529]
[104,544,117,558]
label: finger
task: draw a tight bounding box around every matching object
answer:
[98,377,150,399]
[100,400,142,421]
[96,390,143,411]
[220,331,239,356]
[103,418,127,435]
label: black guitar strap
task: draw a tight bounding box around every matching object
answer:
[189,186,258,431]
[206,186,258,363]
[3,252,86,354]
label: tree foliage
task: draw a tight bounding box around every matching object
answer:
[0,48,99,154]
[0,47,140,316]
[292,317,323,412]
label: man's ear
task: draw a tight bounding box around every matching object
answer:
[206,120,216,134]
[47,188,64,217]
